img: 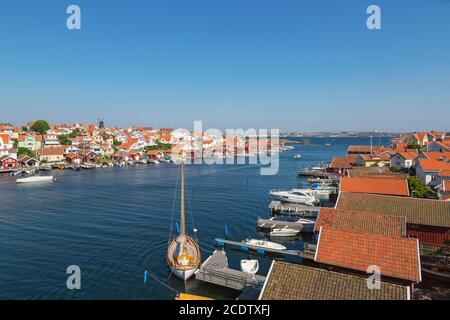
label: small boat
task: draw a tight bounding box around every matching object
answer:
[270,228,299,237]
[240,259,259,275]
[293,154,302,159]
[16,176,54,183]
[10,170,21,176]
[175,293,213,300]
[270,189,319,206]
[139,159,148,164]
[243,238,287,250]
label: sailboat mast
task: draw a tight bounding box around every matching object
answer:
[180,160,186,237]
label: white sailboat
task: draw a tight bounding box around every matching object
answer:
[166,160,201,281]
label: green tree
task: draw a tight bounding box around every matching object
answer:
[68,128,82,138]
[17,147,35,158]
[58,134,71,146]
[31,120,50,135]
[145,141,172,152]
[408,176,429,198]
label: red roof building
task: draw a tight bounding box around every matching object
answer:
[315,227,421,283]
[339,176,410,196]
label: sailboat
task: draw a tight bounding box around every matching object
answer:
[166,160,201,281]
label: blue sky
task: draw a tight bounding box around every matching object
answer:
[1,0,449,132]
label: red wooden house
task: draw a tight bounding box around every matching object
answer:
[0,155,18,170]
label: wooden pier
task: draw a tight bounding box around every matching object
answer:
[297,169,331,178]
[215,238,315,259]
[195,250,265,291]
[269,200,320,217]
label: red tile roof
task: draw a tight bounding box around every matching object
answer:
[119,138,139,150]
[418,158,450,171]
[340,177,410,196]
[315,227,421,282]
[439,170,450,177]
[38,146,65,156]
[0,133,10,145]
[347,145,381,153]
[315,208,405,237]
[421,152,450,161]
[394,151,419,160]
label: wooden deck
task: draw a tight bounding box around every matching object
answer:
[195,250,265,291]
[215,238,316,259]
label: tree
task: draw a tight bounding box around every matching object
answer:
[18,147,35,158]
[58,134,71,146]
[408,176,429,198]
[68,128,82,138]
[31,120,50,135]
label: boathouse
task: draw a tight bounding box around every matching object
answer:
[339,176,410,196]
[259,261,411,300]
[335,192,450,246]
[314,208,406,238]
[314,227,422,285]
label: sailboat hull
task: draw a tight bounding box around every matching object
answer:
[171,267,197,281]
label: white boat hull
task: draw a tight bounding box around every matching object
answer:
[171,267,197,281]
[270,228,299,237]
[16,176,54,184]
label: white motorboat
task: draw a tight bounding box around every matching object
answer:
[240,259,259,275]
[270,228,299,237]
[270,189,319,206]
[243,238,287,250]
[293,154,302,159]
[16,176,54,184]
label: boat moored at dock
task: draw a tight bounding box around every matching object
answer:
[243,238,287,250]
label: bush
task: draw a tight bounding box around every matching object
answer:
[18,147,36,158]
[408,176,429,198]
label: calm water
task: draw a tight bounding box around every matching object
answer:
[0,137,391,300]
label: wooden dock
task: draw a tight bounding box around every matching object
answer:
[269,200,320,217]
[215,238,315,259]
[195,250,265,291]
[297,170,331,178]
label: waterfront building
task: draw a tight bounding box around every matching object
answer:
[37,146,65,163]
[0,155,18,171]
[314,227,421,284]
[339,176,410,196]
[259,261,411,300]
[17,156,39,168]
[336,192,450,246]
[315,208,406,238]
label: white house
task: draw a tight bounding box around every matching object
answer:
[390,152,418,170]
[415,158,450,187]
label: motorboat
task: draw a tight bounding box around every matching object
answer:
[270,228,299,237]
[270,189,319,206]
[293,154,302,159]
[270,216,316,232]
[240,259,259,275]
[16,176,54,183]
[243,238,287,250]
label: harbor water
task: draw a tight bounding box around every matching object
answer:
[0,137,392,299]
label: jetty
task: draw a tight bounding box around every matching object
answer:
[214,238,316,259]
[297,169,331,178]
[195,250,265,291]
[269,200,320,217]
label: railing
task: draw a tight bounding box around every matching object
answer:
[420,243,450,269]
[198,268,264,290]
